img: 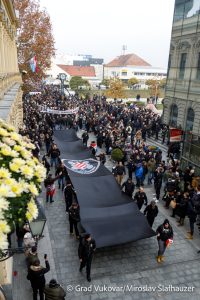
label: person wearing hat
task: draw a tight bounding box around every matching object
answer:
[78,234,96,282]
[44,279,66,300]
[156,219,173,263]
[143,200,159,227]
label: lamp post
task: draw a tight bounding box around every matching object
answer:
[0,201,46,262]
[58,73,67,96]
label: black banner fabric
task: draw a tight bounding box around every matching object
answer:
[54,129,156,248]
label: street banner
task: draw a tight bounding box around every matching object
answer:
[53,129,155,248]
[170,128,183,142]
[40,106,79,114]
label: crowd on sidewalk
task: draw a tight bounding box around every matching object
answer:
[12,86,200,298]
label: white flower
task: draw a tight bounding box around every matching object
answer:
[0,168,11,179]
[28,183,39,196]
[0,198,9,211]
[0,184,16,198]
[20,165,34,179]
[0,233,8,249]
[2,137,16,146]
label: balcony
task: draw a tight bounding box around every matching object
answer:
[0,72,22,99]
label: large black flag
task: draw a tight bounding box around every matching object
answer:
[54,129,156,247]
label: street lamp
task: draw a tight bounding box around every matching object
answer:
[57,73,67,96]
[0,200,46,262]
[29,200,46,239]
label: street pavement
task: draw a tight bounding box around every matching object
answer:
[12,131,200,300]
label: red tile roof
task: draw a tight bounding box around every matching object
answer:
[105,54,151,67]
[57,65,96,77]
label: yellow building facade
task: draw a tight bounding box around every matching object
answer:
[0,0,23,130]
[0,0,23,297]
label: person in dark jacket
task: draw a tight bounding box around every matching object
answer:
[154,167,163,201]
[55,162,68,191]
[63,182,76,212]
[69,202,80,238]
[116,161,126,185]
[48,144,60,168]
[127,159,135,179]
[134,187,148,210]
[121,178,135,197]
[78,234,96,282]
[82,132,89,146]
[44,279,66,300]
[186,197,197,240]
[176,192,189,226]
[144,200,158,227]
[27,257,50,300]
[156,219,173,263]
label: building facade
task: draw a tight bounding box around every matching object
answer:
[104,54,166,88]
[0,0,22,296]
[163,0,200,172]
[0,0,23,130]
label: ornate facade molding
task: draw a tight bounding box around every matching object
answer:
[176,41,191,50]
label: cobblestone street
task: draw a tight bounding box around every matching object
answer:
[12,132,200,300]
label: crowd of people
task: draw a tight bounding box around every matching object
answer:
[13,85,200,298]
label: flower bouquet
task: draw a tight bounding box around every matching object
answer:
[0,119,46,250]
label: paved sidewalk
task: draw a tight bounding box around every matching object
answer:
[11,130,200,300]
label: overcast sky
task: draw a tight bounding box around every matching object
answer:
[40,0,175,68]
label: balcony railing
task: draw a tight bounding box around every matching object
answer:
[0,72,22,99]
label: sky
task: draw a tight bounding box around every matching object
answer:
[39,0,175,68]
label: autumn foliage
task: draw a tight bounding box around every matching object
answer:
[106,78,125,100]
[14,0,55,91]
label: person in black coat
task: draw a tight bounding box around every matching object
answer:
[156,219,173,263]
[175,192,189,226]
[27,257,50,300]
[144,200,158,227]
[134,187,148,210]
[121,178,135,198]
[63,183,76,212]
[78,234,96,282]
[69,202,80,238]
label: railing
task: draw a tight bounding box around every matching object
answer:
[0,72,22,99]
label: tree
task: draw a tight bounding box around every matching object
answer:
[69,76,90,91]
[111,148,124,162]
[106,78,125,100]
[145,79,161,97]
[128,77,139,88]
[100,78,110,88]
[159,78,167,89]
[14,0,55,91]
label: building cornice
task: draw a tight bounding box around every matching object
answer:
[2,0,17,24]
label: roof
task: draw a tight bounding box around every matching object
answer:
[57,65,96,77]
[105,54,151,67]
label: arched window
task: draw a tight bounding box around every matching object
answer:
[170,104,178,127]
[186,107,195,131]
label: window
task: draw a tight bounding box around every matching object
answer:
[167,54,171,77]
[186,108,195,131]
[112,71,116,76]
[197,53,200,79]
[170,104,178,127]
[121,72,127,76]
[179,53,187,79]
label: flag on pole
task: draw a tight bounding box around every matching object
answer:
[30,56,38,73]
